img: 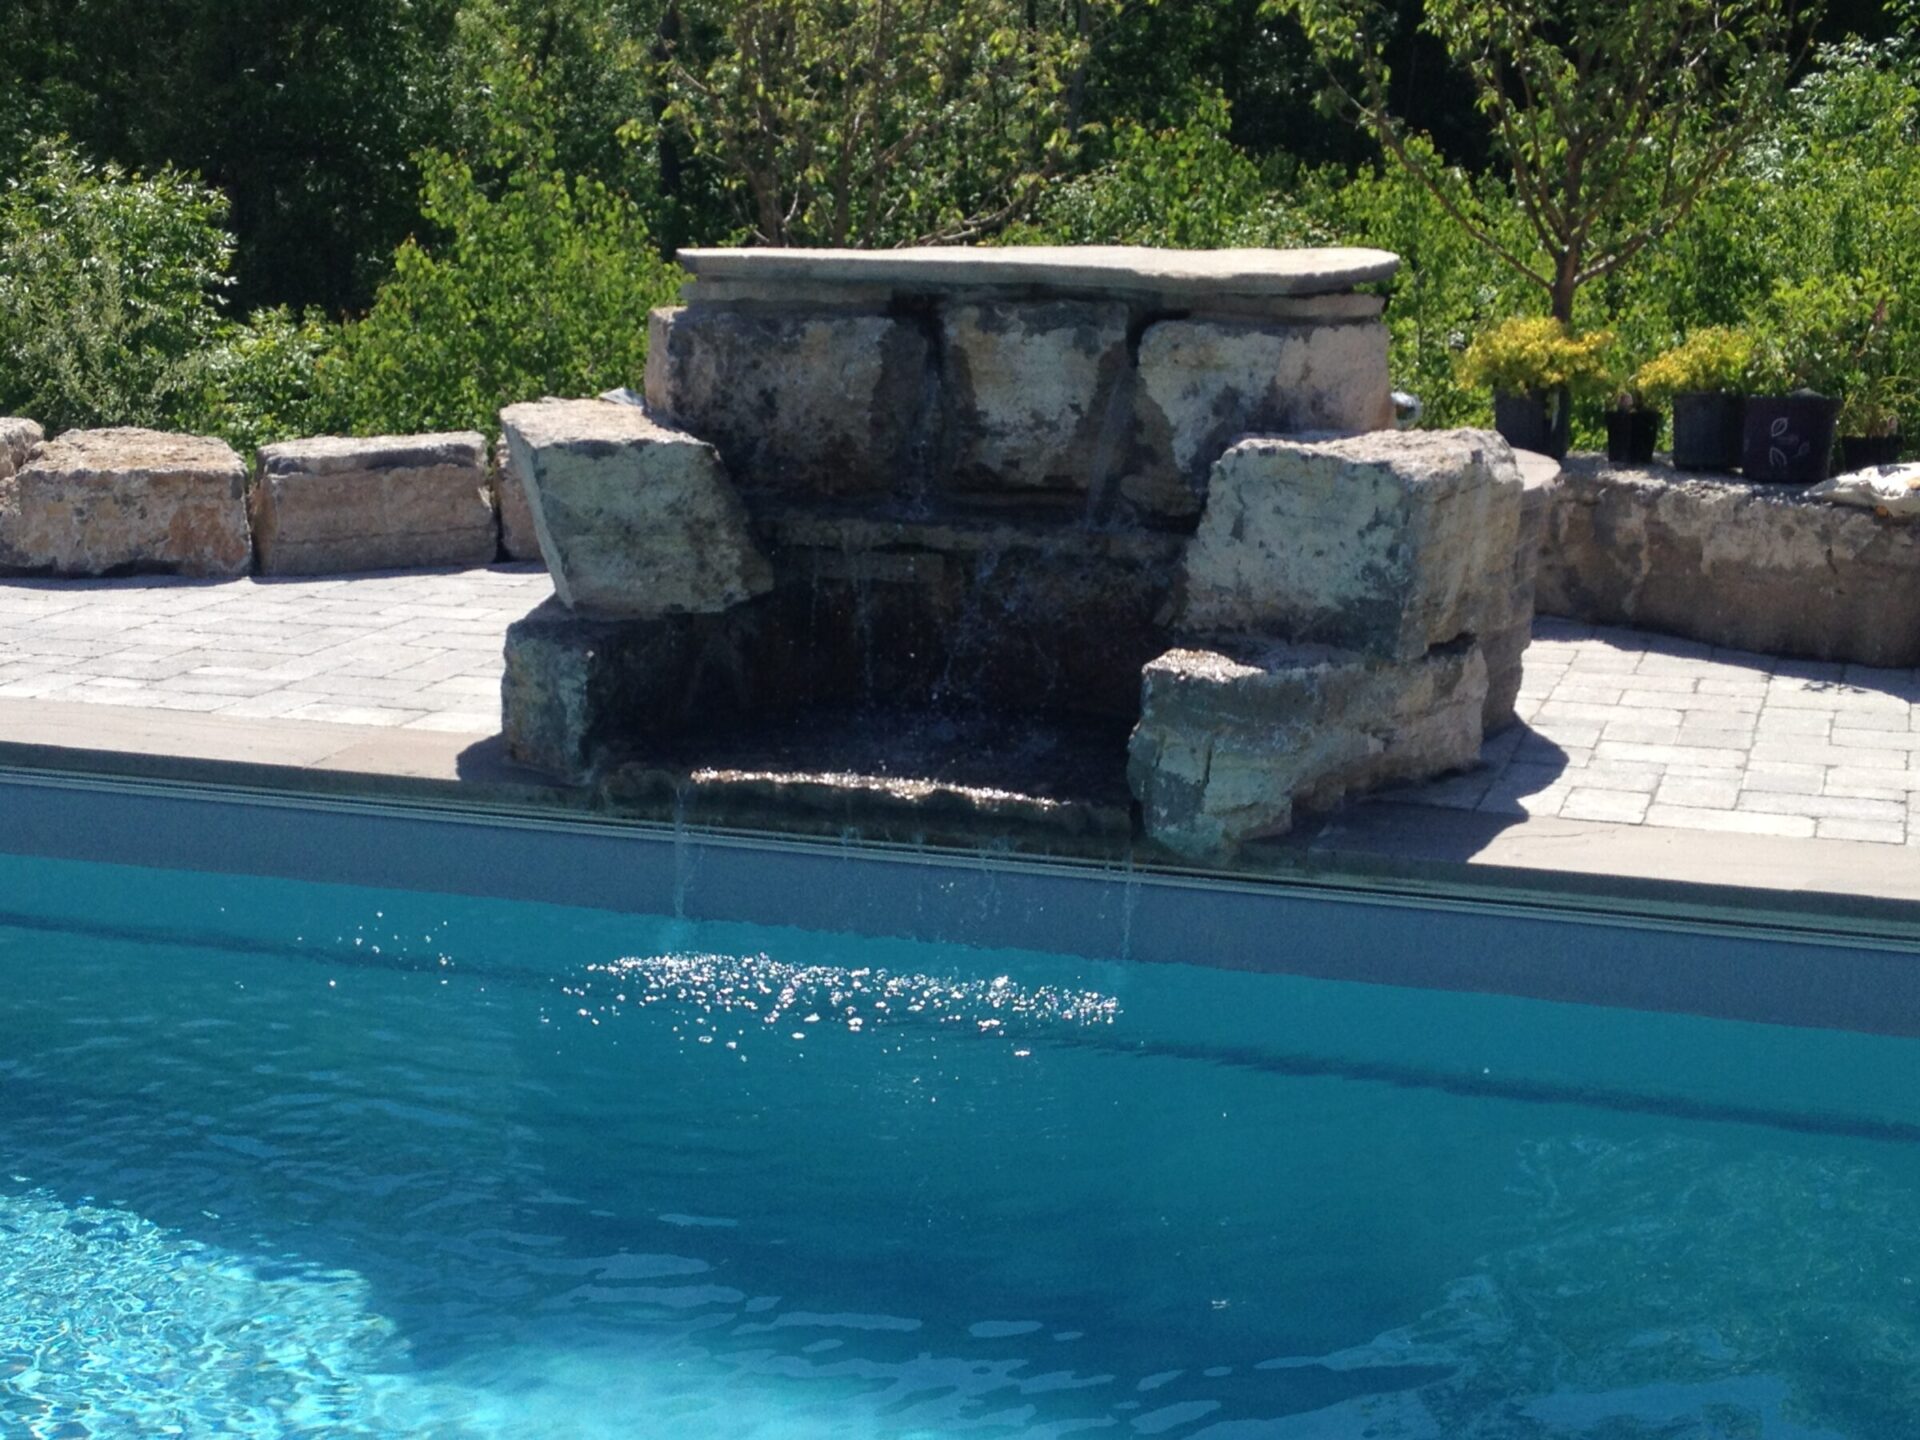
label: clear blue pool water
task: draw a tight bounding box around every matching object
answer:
[4,851,1920,1438]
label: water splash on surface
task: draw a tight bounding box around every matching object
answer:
[552,951,1120,1043]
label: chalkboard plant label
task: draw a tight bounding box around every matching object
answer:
[1742,391,1840,484]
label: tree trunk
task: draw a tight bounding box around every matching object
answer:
[1550,251,1579,324]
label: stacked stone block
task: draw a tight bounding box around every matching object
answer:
[0,427,250,577]
[1129,430,1526,857]
[250,432,496,575]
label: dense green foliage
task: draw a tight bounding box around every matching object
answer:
[0,0,1913,454]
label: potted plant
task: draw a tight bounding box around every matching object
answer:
[1603,384,1660,465]
[1459,317,1613,460]
[1838,383,1903,473]
[1742,278,1878,485]
[1835,302,1902,473]
[1632,327,1753,472]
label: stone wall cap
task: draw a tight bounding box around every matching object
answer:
[677,245,1401,298]
[258,431,485,476]
[23,427,244,477]
[500,396,700,450]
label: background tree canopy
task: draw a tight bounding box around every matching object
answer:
[0,0,1914,453]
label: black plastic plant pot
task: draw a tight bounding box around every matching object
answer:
[1670,392,1745,471]
[1742,393,1841,484]
[1605,409,1660,465]
[1838,434,1902,473]
[1493,389,1569,460]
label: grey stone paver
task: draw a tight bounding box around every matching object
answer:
[0,566,552,736]
[1388,617,1920,846]
[1,570,1917,848]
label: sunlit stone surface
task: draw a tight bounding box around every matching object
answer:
[1,427,250,577]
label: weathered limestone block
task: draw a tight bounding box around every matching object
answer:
[1179,430,1525,662]
[1537,457,1920,666]
[0,419,41,481]
[491,437,544,562]
[1483,452,1559,731]
[503,601,678,779]
[645,305,928,496]
[940,300,1130,493]
[0,427,249,577]
[500,397,772,619]
[1136,318,1393,484]
[251,432,495,575]
[1129,641,1488,858]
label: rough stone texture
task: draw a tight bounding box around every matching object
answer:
[503,600,663,778]
[1537,456,1920,666]
[251,432,495,575]
[678,244,1401,300]
[1136,319,1394,484]
[0,427,250,577]
[1483,451,1559,731]
[941,300,1129,493]
[500,397,772,619]
[0,419,42,481]
[491,437,545,562]
[645,306,928,496]
[1129,640,1488,857]
[1179,429,1525,661]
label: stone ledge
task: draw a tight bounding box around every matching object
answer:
[1537,454,1920,666]
[678,244,1400,301]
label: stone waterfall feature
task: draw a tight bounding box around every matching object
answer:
[498,246,1533,861]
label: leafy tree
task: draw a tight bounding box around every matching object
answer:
[663,0,1105,246]
[0,142,234,433]
[313,54,683,437]
[0,0,461,313]
[1013,91,1309,247]
[1273,0,1816,321]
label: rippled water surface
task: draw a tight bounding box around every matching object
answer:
[4,852,1920,1438]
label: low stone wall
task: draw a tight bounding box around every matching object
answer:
[1537,456,1920,667]
[0,418,547,578]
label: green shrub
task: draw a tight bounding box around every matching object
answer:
[314,60,682,439]
[1632,328,1758,402]
[0,141,233,433]
[192,307,341,458]
[1457,318,1614,398]
[1013,92,1309,249]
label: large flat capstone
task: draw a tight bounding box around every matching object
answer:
[0,427,250,577]
[251,432,496,575]
[1179,430,1525,661]
[678,245,1399,303]
[1129,640,1488,858]
[500,397,772,619]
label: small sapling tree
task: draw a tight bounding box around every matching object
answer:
[1271,0,1817,322]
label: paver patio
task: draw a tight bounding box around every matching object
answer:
[0,569,1916,847]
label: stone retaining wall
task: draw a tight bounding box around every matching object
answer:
[1537,456,1920,667]
[0,418,546,578]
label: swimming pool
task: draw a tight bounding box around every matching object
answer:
[5,772,1920,1437]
